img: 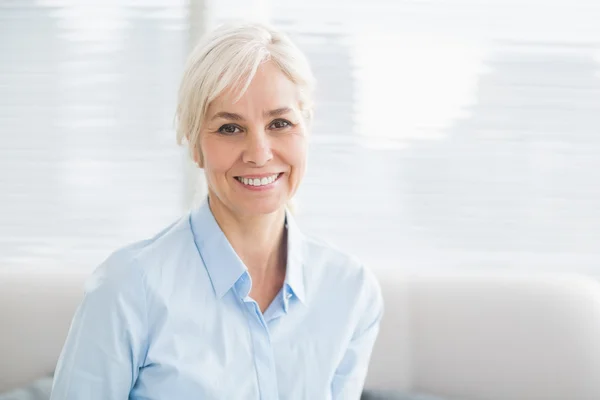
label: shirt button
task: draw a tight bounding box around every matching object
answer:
[285,293,292,300]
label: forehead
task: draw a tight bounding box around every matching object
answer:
[207,61,300,116]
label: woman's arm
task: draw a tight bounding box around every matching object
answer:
[50,253,147,399]
[331,270,384,399]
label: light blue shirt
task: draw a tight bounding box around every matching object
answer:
[51,200,383,400]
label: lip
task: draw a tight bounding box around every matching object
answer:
[234,172,283,179]
[234,172,284,191]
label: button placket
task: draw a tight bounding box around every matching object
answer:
[243,297,279,399]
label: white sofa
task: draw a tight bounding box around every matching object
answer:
[2,267,600,399]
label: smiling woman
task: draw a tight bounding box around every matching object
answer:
[50,22,383,400]
[197,61,308,218]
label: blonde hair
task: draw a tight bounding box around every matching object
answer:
[175,22,316,160]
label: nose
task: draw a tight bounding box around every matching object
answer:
[242,128,273,166]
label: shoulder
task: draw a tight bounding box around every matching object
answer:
[302,234,383,314]
[302,234,377,284]
[85,214,194,294]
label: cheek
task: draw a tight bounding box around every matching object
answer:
[284,135,308,179]
[199,136,238,173]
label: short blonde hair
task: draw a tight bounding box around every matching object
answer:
[175,22,316,159]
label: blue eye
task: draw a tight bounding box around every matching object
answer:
[270,119,291,130]
[218,124,241,135]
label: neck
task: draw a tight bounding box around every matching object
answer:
[208,195,287,279]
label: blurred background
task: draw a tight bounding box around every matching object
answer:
[1,0,600,274]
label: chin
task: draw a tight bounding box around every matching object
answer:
[237,197,286,216]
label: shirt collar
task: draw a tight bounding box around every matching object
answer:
[190,199,247,299]
[190,199,306,304]
[284,207,306,304]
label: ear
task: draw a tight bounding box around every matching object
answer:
[192,147,204,169]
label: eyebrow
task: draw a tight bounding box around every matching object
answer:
[264,107,294,118]
[210,107,294,122]
[210,111,244,122]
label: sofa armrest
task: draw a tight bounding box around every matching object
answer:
[367,271,600,400]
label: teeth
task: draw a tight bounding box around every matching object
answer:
[237,174,279,187]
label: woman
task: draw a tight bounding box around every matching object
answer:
[51,22,383,400]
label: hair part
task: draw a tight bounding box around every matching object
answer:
[175,22,316,161]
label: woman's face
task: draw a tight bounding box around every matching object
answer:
[197,61,308,217]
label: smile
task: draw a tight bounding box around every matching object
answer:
[235,173,282,187]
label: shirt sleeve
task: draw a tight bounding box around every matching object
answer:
[331,268,384,400]
[50,253,147,399]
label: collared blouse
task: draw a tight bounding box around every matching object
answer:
[51,200,383,400]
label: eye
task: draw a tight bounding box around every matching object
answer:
[269,119,292,130]
[218,124,242,135]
